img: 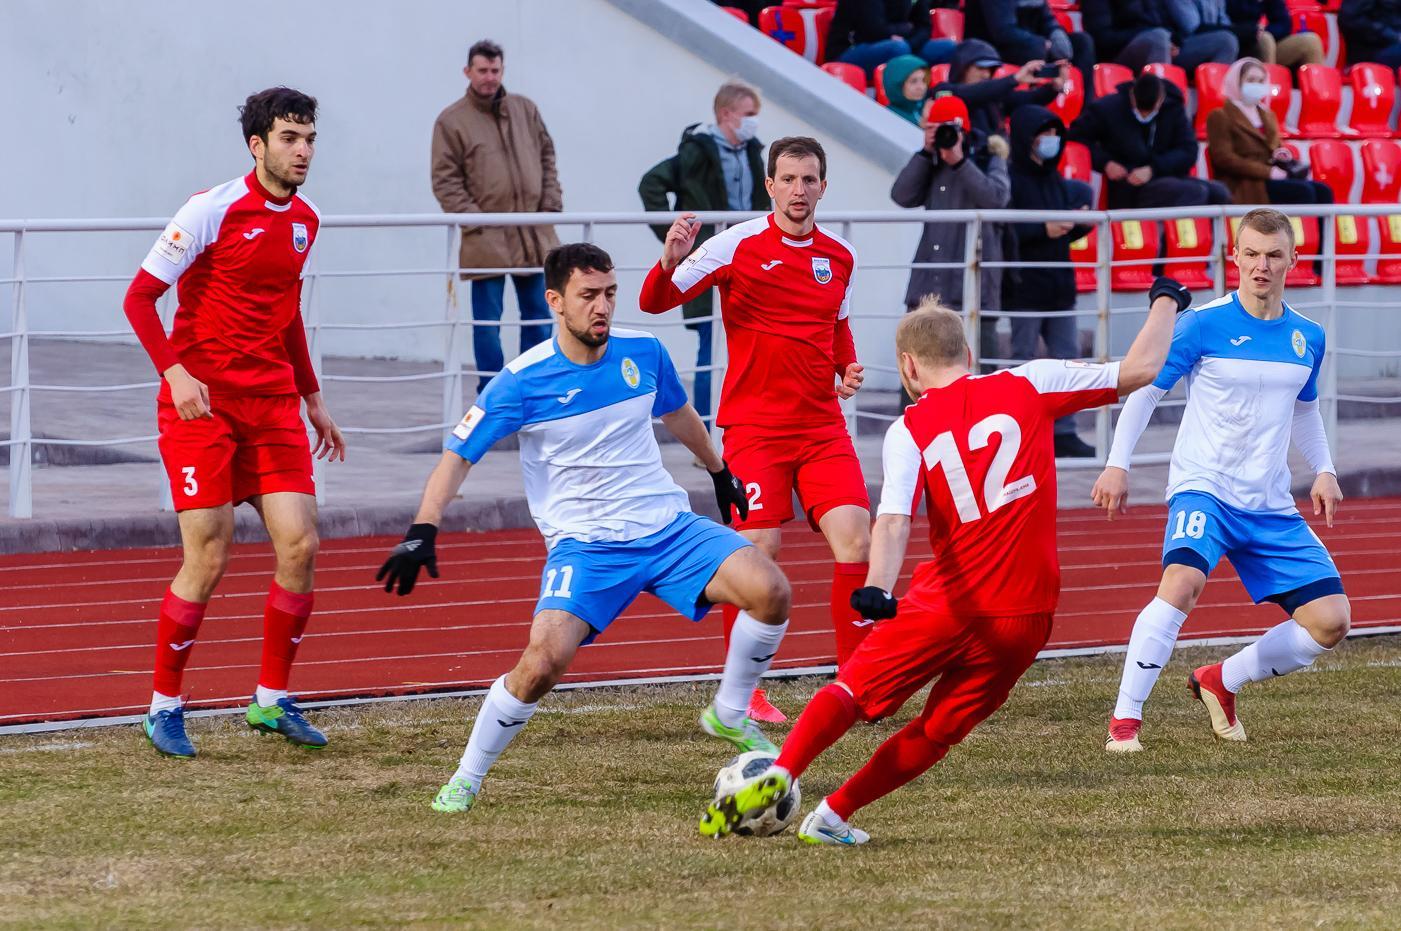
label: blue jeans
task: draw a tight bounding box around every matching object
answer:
[837,38,911,76]
[919,38,956,65]
[693,320,713,424]
[469,273,551,391]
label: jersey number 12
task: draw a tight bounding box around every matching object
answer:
[923,414,1036,524]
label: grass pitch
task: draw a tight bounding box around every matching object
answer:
[4,636,1401,930]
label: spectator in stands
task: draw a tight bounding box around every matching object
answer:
[1206,58,1334,206]
[1155,0,1241,75]
[1069,72,1230,208]
[637,80,768,426]
[1080,0,1175,72]
[1225,0,1324,68]
[827,0,957,76]
[1339,0,1401,70]
[891,94,1011,374]
[933,40,1065,159]
[1007,104,1097,457]
[964,0,1096,91]
[431,39,561,392]
[882,55,931,125]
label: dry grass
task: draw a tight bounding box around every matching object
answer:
[3,636,1401,930]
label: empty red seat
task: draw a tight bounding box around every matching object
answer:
[1093,62,1133,99]
[820,61,867,94]
[1069,225,1099,293]
[1163,218,1215,291]
[930,7,963,41]
[1361,140,1401,282]
[1194,62,1230,139]
[1310,140,1370,282]
[1348,63,1398,137]
[1061,140,1093,184]
[758,5,834,62]
[719,6,751,23]
[1297,64,1353,137]
[873,62,889,105]
[1143,62,1188,98]
[1111,220,1160,291]
[1264,63,1295,136]
[1047,64,1085,126]
[1307,138,1355,200]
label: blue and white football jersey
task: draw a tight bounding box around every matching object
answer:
[1156,292,1326,513]
[446,328,692,548]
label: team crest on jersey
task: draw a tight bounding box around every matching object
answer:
[291,222,309,254]
[620,357,641,389]
[811,257,832,284]
[1291,329,1306,358]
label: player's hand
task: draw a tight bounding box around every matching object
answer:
[1091,466,1129,519]
[709,460,748,525]
[837,362,865,399]
[164,364,212,421]
[1149,276,1192,314]
[661,213,702,271]
[1310,472,1343,528]
[376,523,439,595]
[850,586,898,621]
[304,392,347,462]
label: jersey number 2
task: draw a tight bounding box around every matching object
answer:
[923,414,1036,524]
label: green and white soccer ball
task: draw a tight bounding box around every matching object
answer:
[712,750,801,837]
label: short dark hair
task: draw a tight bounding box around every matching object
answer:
[767,136,827,181]
[1132,73,1163,112]
[239,87,317,145]
[544,242,614,294]
[469,39,504,65]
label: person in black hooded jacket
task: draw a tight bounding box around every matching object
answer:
[932,39,1065,152]
[1007,103,1098,457]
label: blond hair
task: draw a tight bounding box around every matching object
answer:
[714,79,759,115]
[1238,207,1296,249]
[897,297,968,365]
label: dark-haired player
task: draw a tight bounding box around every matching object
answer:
[124,87,345,758]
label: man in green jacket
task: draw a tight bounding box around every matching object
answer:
[638,80,770,427]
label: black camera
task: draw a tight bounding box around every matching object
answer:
[1035,61,1062,79]
[934,122,962,150]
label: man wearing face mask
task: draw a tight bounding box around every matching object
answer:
[1068,73,1229,209]
[639,80,770,432]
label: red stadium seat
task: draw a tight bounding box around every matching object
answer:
[1053,8,1075,33]
[1061,140,1093,184]
[820,61,867,94]
[1093,62,1133,99]
[719,6,751,23]
[1162,218,1215,291]
[995,63,1020,81]
[930,7,963,41]
[1295,11,1344,68]
[1143,62,1187,98]
[1308,138,1355,200]
[1347,63,1398,137]
[1194,62,1230,139]
[1297,65,1353,137]
[758,5,834,62]
[1069,225,1099,293]
[1308,140,1371,283]
[1363,138,1401,281]
[1111,220,1159,291]
[1047,65,1085,126]
[873,62,889,105]
[929,63,950,87]
[1264,63,1295,135]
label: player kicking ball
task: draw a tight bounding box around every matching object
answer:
[376,243,795,814]
[1098,208,1350,751]
[701,281,1188,843]
[124,87,346,758]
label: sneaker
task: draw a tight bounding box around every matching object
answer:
[700,703,778,754]
[1054,434,1096,458]
[798,809,870,846]
[698,765,792,838]
[142,706,196,759]
[431,776,478,813]
[1105,716,1144,753]
[748,688,787,724]
[1189,663,1247,741]
[246,696,328,748]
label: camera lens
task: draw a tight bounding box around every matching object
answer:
[934,123,960,150]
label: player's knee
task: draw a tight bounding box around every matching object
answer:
[513,653,564,700]
[183,539,230,587]
[1158,565,1205,612]
[749,563,792,621]
[1313,601,1351,646]
[276,528,320,572]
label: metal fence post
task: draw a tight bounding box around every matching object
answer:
[8,231,31,518]
[1093,218,1113,459]
[1211,211,1227,297]
[708,221,728,445]
[841,219,857,436]
[962,217,982,370]
[1319,211,1339,447]
[441,224,465,442]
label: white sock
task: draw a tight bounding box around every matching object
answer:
[1113,598,1189,720]
[255,686,288,708]
[452,675,540,787]
[714,611,788,727]
[1221,619,1329,693]
[149,691,182,715]
[816,798,843,827]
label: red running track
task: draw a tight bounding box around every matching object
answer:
[2,501,1398,727]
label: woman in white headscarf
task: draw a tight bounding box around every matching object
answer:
[1205,56,1333,206]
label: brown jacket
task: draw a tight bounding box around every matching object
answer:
[431,87,562,278]
[1205,102,1279,206]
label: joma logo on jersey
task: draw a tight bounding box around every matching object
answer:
[811,257,832,284]
[1291,329,1306,358]
[292,222,309,254]
[620,358,641,389]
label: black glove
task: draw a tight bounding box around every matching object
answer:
[1149,276,1192,314]
[709,461,749,525]
[376,523,439,596]
[850,586,898,621]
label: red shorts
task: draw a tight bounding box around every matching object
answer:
[838,607,1053,723]
[157,393,313,511]
[721,423,869,531]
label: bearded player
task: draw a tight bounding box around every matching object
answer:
[123,87,345,758]
[640,136,870,723]
[702,280,1188,843]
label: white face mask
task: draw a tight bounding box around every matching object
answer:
[1240,81,1269,105]
[735,115,760,142]
[1134,108,1157,124]
[1034,134,1062,161]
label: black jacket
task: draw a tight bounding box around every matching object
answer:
[826,0,934,61]
[1080,0,1168,61]
[1007,105,1093,312]
[934,39,1059,144]
[1226,0,1293,41]
[1067,80,1196,208]
[1339,0,1401,53]
[965,0,1059,50]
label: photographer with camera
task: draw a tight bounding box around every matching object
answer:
[932,40,1066,167]
[891,94,1010,377]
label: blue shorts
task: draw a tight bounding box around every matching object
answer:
[1162,491,1343,612]
[536,511,751,644]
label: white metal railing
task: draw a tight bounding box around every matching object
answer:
[1,204,1399,518]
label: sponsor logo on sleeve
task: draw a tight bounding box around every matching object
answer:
[1064,360,1097,369]
[153,222,193,265]
[1291,329,1306,358]
[811,257,832,284]
[452,406,484,441]
[677,246,707,276]
[292,222,310,253]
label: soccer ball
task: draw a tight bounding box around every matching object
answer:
[712,750,801,837]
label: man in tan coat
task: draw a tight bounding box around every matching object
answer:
[431,39,563,390]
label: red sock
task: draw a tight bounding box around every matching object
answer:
[721,603,739,652]
[826,720,950,820]
[257,583,315,691]
[831,562,872,669]
[774,683,859,778]
[152,589,208,697]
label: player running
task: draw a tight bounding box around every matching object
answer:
[639,135,871,723]
[375,243,794,814]
[701,280,1189,843]
[1098,208,1350,752]
[123,87,345,758]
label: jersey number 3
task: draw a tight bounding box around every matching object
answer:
[923,414,1036,524]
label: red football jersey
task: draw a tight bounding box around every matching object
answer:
[139,170,320,397]
[639,214,858,431]
[878,360,1121,617]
